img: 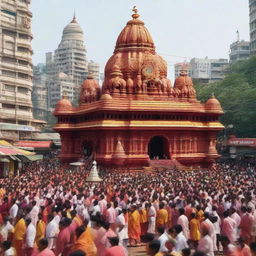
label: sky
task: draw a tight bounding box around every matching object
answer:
[31,0,249,80]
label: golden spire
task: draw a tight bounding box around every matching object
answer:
[132,6,140,19]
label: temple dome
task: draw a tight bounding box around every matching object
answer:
[81,74,99,92]
[205,94,223,111]
[55,97,72,113]
[79,75,100,104]
[62,16,84,41]
[174,68,196,98]
[114,7,155,53]
[102,7,169,96]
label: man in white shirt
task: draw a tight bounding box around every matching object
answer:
[1,241,16,256]
[0,217,14,241]
[28,201,40,227]
[198,226,214,256]
[174,224,188,252]
[146,202,156,234]
[9,199,18,224]
[177,208,189,240]
[25,218,36,256]
[157,226,169,253]
[46,214,58,249]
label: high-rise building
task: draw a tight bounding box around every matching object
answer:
[38,16,100,113]
[249,0,256,55]
[229,40,250,64]
[0,0,44,140]
[190,57,228,84]
[53,16,88,85]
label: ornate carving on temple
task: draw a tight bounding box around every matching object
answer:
[174,67,196,99]
[108,65,126,94]
[79,74,100,104]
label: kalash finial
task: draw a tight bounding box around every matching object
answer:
[132,6,140,19]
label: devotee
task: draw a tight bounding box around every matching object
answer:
[197,226,214,256]
[240,207,254,244]
[146,239,163,256]
[146,203,156,235]
[156,202,168,229]
[105,236,127,256]
[221,210,237,243]
[236,237,251,256]
[35,213,46,245]
[0,217,14,242]
[45,214,58,250]
[35,238,55,256]
[173,225,188,252]
[128,204,141,247]
[25,218,36,256]
[1,240,16,256]
[12,213,26,256]
[189,213,200,248]
[177,209,189,241]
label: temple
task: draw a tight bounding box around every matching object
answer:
[54,8,224,169]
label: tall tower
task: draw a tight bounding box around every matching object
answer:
[54,15,88,86]
[249,0,256,55]
[0,0,38,140]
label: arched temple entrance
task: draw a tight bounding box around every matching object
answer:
[148,136,170,159]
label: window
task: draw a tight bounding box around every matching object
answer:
[2,56,16,63]
[1,10,16,17]
[18,60,28,66]
[19,33,29,39]
[4,41,15,51]
[5,84,15,92]
[2,104,15,109]
[19,105,30,111]
[2,70,16,78]
[17,46,29,53]
[18,87,28,94]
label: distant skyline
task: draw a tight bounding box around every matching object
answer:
[31,0,249,80]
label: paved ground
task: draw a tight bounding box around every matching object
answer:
[128,245,147,256]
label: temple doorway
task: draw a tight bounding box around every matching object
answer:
[83,143,93,159]
[148,136,170,159]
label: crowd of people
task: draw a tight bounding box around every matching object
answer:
[0,156,255,256]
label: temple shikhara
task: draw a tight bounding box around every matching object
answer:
[54,8,224,169]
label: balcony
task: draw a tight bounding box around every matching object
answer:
[0,75,32,88]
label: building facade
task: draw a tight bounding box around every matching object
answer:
[190,57,228,84]
[0,0,44,140]
[249,0,256,55]
[32,16,100,119]
[229,40,250,64]
[54,9,224,169]
[32,64,48,120]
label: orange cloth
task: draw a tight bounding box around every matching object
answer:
[13,218,26,256]
[156,208,168,227]
[35,220,46,244]
[140,209,148,224]
[71,227,97,256]
[197,210,204,223]
[128,210,141,240]
[189,218,200,241]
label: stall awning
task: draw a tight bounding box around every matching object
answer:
[17,154,43,162]
[14,141,53,149]
[0,140,34,156]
